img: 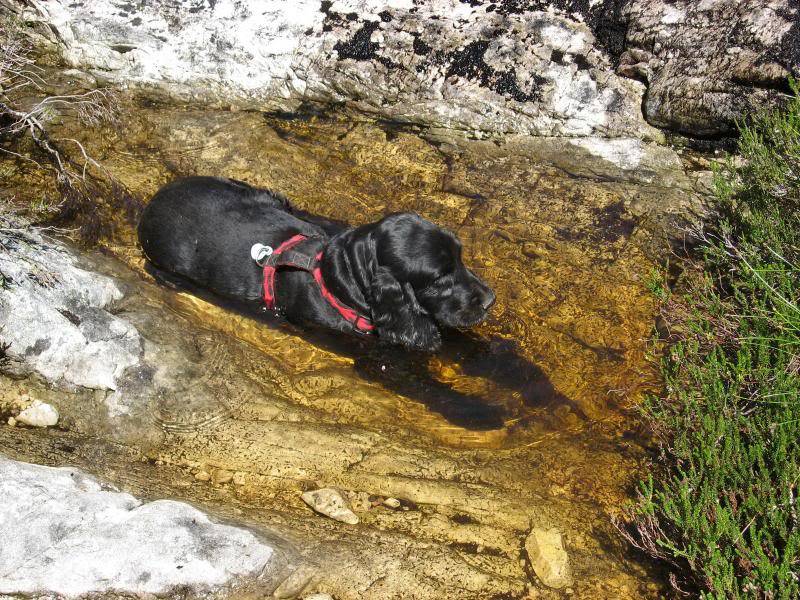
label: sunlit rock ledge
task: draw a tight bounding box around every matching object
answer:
[22,0,658,140]
[17,0,797,141]
[0,456,282,598]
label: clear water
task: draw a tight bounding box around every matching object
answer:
[2,100,673,598]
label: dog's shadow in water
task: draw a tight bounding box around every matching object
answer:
[148,264,578,431]
[347,329,581,430]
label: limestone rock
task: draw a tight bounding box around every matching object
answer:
[0,218,229,447]
[0,220,141,391]
[623,0,799,136]
[18,0,797,139]
[212,468,234,485]
[301,488,359,525]
[0,456,277,597]
[23,0,656,139]
[525,527,573,589]
[16,400,59,428]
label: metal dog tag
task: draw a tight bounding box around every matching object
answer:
[250,243,273,265]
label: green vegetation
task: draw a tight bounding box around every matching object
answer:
[622,83,800,598]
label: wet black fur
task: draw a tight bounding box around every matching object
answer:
[138,176,495,352]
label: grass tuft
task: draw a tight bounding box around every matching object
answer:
[619,81,800,598]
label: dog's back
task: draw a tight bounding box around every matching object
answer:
[138,176,323,300]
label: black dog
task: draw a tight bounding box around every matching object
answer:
[138,176,495,352]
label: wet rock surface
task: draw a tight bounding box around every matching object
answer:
[0,456,282,598]
[0,101,699,597]
[302,488,360,525]
[525,527,573,589]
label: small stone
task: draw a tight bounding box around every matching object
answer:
[232,471,246,486]
[382,497,401,509]
[212,469,233,485]
[301,488,359,525]
[525,527,573,589]
[7,417,16,427]
[302,594,335,600]
[16,400,59,428]
[194,470,211,482]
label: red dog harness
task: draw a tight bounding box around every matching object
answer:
[257,234,374,334]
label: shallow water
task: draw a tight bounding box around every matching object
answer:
[99,108,663,444]
[0,93,691,597]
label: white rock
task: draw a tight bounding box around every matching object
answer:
[301,488,359,525]
[16,400,59,428]
[0,225,141,391]
[525,527,573,589]
[382,497,401,509]
[303,594,335,600]
[0,456,276,597]
[569,137,644,170]
[24,0,657,139]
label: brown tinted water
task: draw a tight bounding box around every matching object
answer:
[0,94,690,598]
[101,108,663,445]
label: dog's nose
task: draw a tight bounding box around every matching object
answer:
[482,290,496,311]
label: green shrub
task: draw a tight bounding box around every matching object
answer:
[621,82,800,598]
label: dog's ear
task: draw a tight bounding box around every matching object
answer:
[369,266,441,352]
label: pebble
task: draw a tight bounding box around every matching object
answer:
[7,417,16,427]
[301,488,359,525]
[525,527,573,589]
[194,470,211,482]
[302,594,335,600]
[16,400,59,428]
[212,469,233,485]
[382,497,401,509]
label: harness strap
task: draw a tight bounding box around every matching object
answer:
[259,234,374,334]
[312,253,375,333]
[261,234,308,310]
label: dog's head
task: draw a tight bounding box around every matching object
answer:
[365,212,495,352]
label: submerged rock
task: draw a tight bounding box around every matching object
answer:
[525,527,573,589]
[0,456,277,598]
[382,497,401,509]
[15,400,59,428]
[301,488,360,525]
